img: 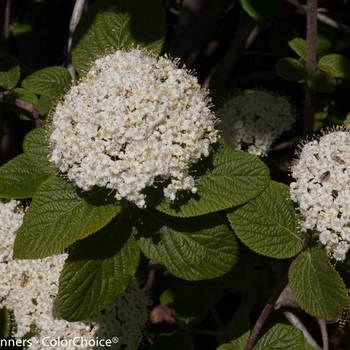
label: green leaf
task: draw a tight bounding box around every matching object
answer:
[227,181,302,259]
[58,212,140,321]
[289,247,350,319]
[253,323,303,350]
[300,342,318,350]
[0,153,50,198]
[306,70,336,93]
[318,54,350,78]
[0,61,20,90]
[136,208,238,280]
[217,345,236,350]
[23,127,57,175]
[288,38,307,61]
[146,139,270,217]
[275,58,306,82]
[21,66,71,99]
[227,314,251,349]
[14,174,121,259]
[149,331,194,350]
[8,88,38,120]
[240,0,280,23]
[160,279,223,327]
[0,307,11,339]
[36,95,57,116]
[71,0,166,75]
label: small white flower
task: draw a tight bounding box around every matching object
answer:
[49,49,218,208]
[0,199,150,349]
[290,128,350,261]
[217,90,294,156]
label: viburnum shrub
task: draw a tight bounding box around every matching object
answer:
[1,0,350,349]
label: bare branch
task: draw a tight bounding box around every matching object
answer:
[303,0,318,139]
[284,311,322,350]
[316,318,329,350]
[244,274,288,350]
[0,91,43,126]
[66,0,86,79]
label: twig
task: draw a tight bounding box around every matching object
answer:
[0,91,43,126]
[244,274,288,350]
[66,0,86,79]
[316,318,329,350]
[286,0,350,35]
[303,0,317,139]
[284,311,322,350]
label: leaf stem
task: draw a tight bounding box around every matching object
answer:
[244,274,288,350]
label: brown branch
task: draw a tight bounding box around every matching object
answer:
[303,0,318,139]
[244,274,288,350]
[0,91,43,126]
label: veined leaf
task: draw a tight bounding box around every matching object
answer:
[227,181,302,259]
[59,212,139,321]
[71,0,166,75]
[289,247,350,319]
[318,54,350,78]
[136,208,238,280]
[23,127,57,175]
[14,174,121,259]
[228,315,251,349]
[22,66,71,99]
[36,95,57,116]
[0,307,11,339]
[0,61,20,90]
[275,58,306,82]
[306,70,336,93]
[146,138,270,217]
[288,38,306,61]
[0,153,50,198]
[253,323,303,350]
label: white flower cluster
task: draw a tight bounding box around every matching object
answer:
[50,49,218,208]
[216,90,294,156]
[290,129,350,261]
[0,199,150,349]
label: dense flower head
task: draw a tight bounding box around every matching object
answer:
[0,199,150,349]
[290,128,350,261]
[216,90,294,156]
[49,49,218,208]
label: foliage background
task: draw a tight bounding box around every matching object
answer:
[1,0,350,349]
